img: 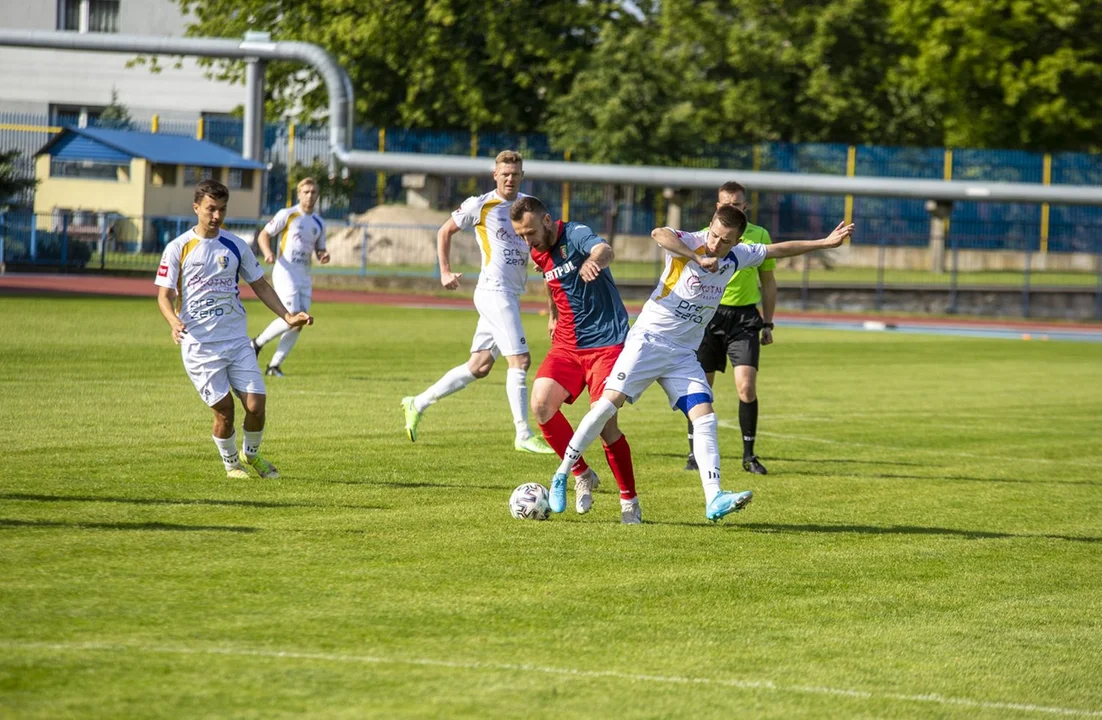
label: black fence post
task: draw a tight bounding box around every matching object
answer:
[1095,251,1102,322]
[61,212,69,269]
[99,214,108,270]
[876,241,885,311]
[948,231,959,314]
[1022,248,1032,318]
[801,253,810,311]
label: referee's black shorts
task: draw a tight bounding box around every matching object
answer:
[697,304,764,373]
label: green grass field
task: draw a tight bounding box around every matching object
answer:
[2,296,1101,718]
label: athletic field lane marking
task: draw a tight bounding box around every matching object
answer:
[3,641,1100,717]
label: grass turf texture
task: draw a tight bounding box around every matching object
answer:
[1,296,1100,718]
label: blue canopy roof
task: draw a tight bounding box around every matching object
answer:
[37,127,266,170]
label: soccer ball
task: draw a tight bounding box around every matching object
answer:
[509,483,551,521]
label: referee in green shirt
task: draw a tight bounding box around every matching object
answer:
[685,181,776,475]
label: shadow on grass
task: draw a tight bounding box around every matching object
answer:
[630,519,1101,542]
[0,493,383,511]
[740,522,1102,544]
[0,518,260,533]
[774,471,1098,487]
[315,480,504,491]
[645,453,925,467]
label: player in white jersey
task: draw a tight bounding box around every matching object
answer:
[547,205,854,522]
[251,177,329,377]
[155,180,313,480]
[401,150,553,454]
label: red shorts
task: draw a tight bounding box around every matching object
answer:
[536,343,624,404]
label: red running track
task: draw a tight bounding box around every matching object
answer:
[2,272,1101,335]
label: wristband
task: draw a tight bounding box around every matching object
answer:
[763,322,775,329]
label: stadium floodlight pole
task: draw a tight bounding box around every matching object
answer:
[4,29,1102,206]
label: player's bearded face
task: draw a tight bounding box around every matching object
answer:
[512,212,552,250]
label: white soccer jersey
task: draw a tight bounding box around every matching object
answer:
[154,229,265,346]
[630,229,769,350]
[451,190,530,295]
[264,205,326,283]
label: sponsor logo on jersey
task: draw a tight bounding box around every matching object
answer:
[544,260,577,282]
[157,264,169,277]
[560,245,568,259]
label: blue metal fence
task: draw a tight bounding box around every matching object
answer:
[5,112,1102,254]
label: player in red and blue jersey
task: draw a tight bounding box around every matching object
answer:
[509,196,641,524]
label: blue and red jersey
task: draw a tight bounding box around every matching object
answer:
[530,221,629,350]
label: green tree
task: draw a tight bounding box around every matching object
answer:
[98,88,134,130]
[891,0,1102,151]
[168,0,619,131]
[0,150,36,207]
[545,7,727,165]
[546,0,941,164]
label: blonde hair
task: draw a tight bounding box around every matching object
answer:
[297,177,318,190]
[495,150,523,167]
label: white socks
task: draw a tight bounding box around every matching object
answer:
[692,413,721,503]
[212,433,240,470]
[414,364,478,413]
[506,368,532,440]
[270,329,300,367]
[242,429,263,462]
[555,398,618,476]
[256,317,291,348]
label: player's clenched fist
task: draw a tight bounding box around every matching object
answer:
[285,312,313,328]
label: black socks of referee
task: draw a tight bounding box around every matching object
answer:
[686,418,694,454]
[740,399,758,458]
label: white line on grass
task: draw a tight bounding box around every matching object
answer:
[717,421,1101,469]
[3,640,1100,717]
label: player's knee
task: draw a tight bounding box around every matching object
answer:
[530,395,557,424]
[211,396,235,424]
[736,378,757,402]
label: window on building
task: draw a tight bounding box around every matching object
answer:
[89,0,119,33]
[50,158,129,181]
[184,166,219,185]
[227,168,254,190]
[49,104,105,128]
[59,0,81,30]
[58,0,119,33]
[150,164,178,187]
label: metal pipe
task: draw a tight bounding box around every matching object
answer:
[6,29,1102,206]
[243,59,265,161]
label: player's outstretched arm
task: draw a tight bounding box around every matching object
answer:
[765,221,854,259]
[156,286,187,344]
[437,217,463,290]
[249,276,313,329]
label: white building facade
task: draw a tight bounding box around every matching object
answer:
[0,0,244,124]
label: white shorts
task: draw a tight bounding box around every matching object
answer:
[470,288,528,358]
[604,330,712,411]
[181,337,266,406]
[272,267,312,313]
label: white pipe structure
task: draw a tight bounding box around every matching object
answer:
[3,29,1101,206]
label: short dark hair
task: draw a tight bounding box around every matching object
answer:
[718,181,746,198]
[713,204,748,236]
[194,179,229,205]
[509,195,548,222]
